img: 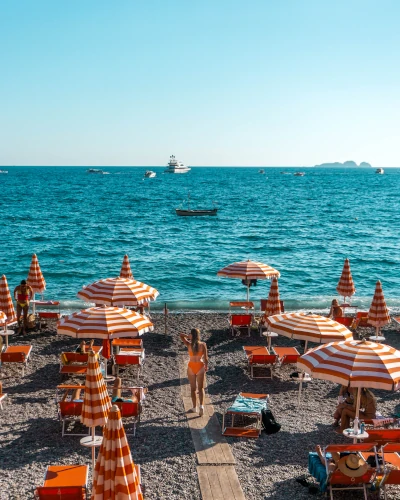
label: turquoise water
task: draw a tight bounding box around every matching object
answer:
[1,166,399,313]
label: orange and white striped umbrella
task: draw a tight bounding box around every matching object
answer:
[0,275,17,325]
[92,405,143,500]
[266,312,353,352]
[297,340,400,391]
[368,280,391,334]
[336,258,356,302]
[263,277,282,317]
[26,253,46,294]
[57,306,154,339]
[120,254,133,280]
[217,260,280,280]
[77,277,159,306]
[81,351,112,429]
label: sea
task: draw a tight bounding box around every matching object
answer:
[1,166,399,314]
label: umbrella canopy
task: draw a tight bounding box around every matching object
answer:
[217,260,280,301]
[26,253,46,294]
[0,275,17,325]
[57,306,154,339]
[336,259,356,302]
[92,405,143,500]
[298,339,400,391]
[120,254,133,279]
[368,280,391,334]
[77,278,159,306]
[263,277,282,317]
[266,313,353,352]
[81,351,112,429]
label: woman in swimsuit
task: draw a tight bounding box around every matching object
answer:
[13,280,33,335]
[180,328,209,416]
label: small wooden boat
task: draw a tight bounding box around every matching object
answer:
[176,193,218,216]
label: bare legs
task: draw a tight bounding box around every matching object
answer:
[16,304,29,334]
[187,366,206,411]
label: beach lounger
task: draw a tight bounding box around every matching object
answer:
[56,385,89,437]
[334,317,355,329]
[60,352,89,379]
[113,401,142,436]
[222,392,268,438]
[272,346,300,366]
[0,392,7,410]
[352,311,374,332]
[34,464,89,499]
[229,314,253,337]
[113,348,145,382]
[364,429,400,446]
[0,345,32,376]
[243,346,277,379]
[309,443,378,498]
[380,443,400,499]
[112,338,143,355]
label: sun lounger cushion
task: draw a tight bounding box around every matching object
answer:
[308,452,330,493]
[227,395,267,414]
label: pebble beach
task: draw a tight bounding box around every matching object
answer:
[1,313,400,499]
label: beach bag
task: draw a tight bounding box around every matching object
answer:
[261,408,281,434]
[27,313,36,329]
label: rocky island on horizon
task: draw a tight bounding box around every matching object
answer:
[313,160,372,168]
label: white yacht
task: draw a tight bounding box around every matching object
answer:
[86,169,110,174]
[375,168,384,174]
[164,155,191,174]
[0,169,8,174]
[144,170,156,178]
[294,171,305,176]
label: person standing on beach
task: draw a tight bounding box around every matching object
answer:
[180,328,209,417]
[13,280,33,335]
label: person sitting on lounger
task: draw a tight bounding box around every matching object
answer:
[111,377,136,403]
[76,340,86,354]
[180,328,209,417]
[316,445,368,476]
[338,388,377,433]
[333,385,355,427]
[328,299,344,320]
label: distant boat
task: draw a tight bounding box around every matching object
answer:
[176,193,217,216]
[164,155,191,174]
[294,172,305,176]
[144,170,156,178]
[86,169,110,174]
[375,168,384,174]
[0,170,8,174]
[258,169,265,174]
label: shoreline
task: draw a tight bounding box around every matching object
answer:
[1,313,400,499]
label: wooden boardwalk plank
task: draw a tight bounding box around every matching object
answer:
[197,466,246,500]
[197,466,214,500]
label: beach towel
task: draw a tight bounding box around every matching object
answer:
[308,452,330,493]
[227,395,267,414]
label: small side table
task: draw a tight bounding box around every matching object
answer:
[262,332,278,350]
[369,336,385,343]
[343,428,369,444]
[291,374,312,406]
[80,435,103,469]
[1,330,15,348]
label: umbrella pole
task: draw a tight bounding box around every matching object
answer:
[32,293,36,315]
[246,285,249,302]
[304,340,308,353]
[353,388,362,444]
[91,427,96,470]
[298,378,303,406]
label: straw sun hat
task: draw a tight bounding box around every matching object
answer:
[338,454,368,478]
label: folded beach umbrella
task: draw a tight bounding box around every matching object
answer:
[57,306,154,339]
[266,313,353,353]
[77,278,159,306]
[336,258,356,304]
[92,405,143,500]
[26,253,46,313]
[263,277,282,317]
[297,339,400,425]
[217,260,280,301]
[0,275,17,325]
[120,254,134,280]
[81,351,112,469]
[368,280,391,337]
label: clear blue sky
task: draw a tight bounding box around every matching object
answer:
[1,1,399,167]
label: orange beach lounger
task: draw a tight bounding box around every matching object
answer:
[34,464,89,499]
[243,346,277,379]
[222,392,269,438]
[0,345,32,376]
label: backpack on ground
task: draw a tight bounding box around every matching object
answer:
[261,408,281,434]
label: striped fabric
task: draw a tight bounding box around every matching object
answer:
[297,340,400,390]
[217,260,280,280]
[266,313,353,344]
[263,277,282,317]
[92,405,143,500]
[57,306,154,339]
[26,254,46,293]
[81,351,111,428]
[77,277,159,306]
[0,275,17,325]
[368,280,391,328]
[120,254,133,279]
[336,258,356,300]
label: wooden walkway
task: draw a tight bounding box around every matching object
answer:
[179,356,245,500]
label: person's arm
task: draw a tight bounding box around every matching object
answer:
[203,343,209,371]
[179,333,190,346]
[13,286,18,300]
[28,285,34,300]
